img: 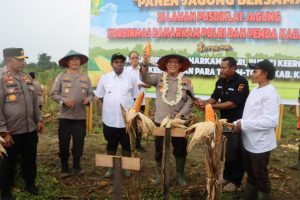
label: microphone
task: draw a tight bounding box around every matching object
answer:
[186,90,197,101]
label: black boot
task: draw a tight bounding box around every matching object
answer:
[175,157,187,187]
[25,184,40,196]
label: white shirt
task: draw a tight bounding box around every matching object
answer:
[240,84,280,153]
[125,65,146,105]
[95,70,139,128]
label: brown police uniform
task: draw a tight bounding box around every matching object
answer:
[0,71,41,193]
[51,71,94,172]
[140,71,193,161]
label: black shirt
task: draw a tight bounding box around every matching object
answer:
[211,72,249,123]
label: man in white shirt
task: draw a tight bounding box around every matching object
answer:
[126,51,150,152]
[233,59,280,200]
[95,53,139,178]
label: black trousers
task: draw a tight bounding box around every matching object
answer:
[103,123,130,153]
[154,123,187,162]
[0,131,38,191]
[243,149,271,193]
[223,133,244,186]
[58,118,86,168]
[136,105,145,148]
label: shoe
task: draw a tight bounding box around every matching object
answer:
[222,178,230,185]
[73,168,84,176]
[223,182,237,192]
[136,146,146,153]
[124,169,131,178]
[175,157,188,187]
[1,189,14,200]
[25,184,40,196]
[60,169,71,179]
[104,168,113,178]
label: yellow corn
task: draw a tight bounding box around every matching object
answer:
[205,104,216,122]
[133,92,144,112]
[144,41,151,57]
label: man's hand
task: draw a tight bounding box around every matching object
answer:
[1,134,14,148]
[232,120,241,135]
[37,122,44,134]
[194,98,205,109]
[63,99,75,108]
[82,97,90,105]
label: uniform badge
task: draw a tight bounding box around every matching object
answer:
[8,94,17,101]
[238,84,245,92]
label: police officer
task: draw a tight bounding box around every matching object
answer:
[195,57,249,191]
[140,54,193,187]
[51,50,94,178]
[29,72,43,109]
[0,48,43,200]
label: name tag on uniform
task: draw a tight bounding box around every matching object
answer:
[217,86,222,89]
[228,88,234,91]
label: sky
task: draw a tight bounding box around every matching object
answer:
[0,0,90,62]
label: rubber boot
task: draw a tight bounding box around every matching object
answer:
[175,157,188,187]
[104,151,116,178]
[153,162,161,185]
[290,145,300,170]
[258,191,271,200]
[242,183,258,200]
[122,151,131,177]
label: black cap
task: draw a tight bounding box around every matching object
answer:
[3,48,28,59]
[111,53,126,63]
[248,59,275,80]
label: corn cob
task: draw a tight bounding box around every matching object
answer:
[205,104,216,122]
[133,92,144,112]
[144,41,151,57]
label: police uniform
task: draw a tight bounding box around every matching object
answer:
[140,54,193,186]
[51,50,94,174]
[211,72,249,187]
[0,48,41,197]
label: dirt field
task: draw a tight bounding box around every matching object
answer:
[8,118,297,200]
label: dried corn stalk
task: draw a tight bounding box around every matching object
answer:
[0,136,7,158]
[187,104,228,200]
[120,92,155,155]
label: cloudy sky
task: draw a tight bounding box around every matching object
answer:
[0,0,90,62]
